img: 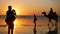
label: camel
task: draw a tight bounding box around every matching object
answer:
[42,12,58,26]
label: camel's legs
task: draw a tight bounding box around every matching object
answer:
[49,19,54,26]
[55,20,58,27]
[55,21,58,27]
[48,22,50,27]
[51,22,54,27]
[48,19,50,27]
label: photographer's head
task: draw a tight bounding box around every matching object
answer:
[8,6,12,10]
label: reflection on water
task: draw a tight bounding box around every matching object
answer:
[0,18,60,34]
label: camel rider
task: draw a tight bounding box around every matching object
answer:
[48,8,54,18]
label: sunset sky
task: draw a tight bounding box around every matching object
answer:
[0,0,60,15]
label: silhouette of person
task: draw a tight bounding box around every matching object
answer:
[48,8,54,27]
[33,27,37,34]
[5,6,16,34]
[49,8,53,16]
[48,8,54,18]
[34,14,37,27]
[53,12,58,26]
[12,9,16,21]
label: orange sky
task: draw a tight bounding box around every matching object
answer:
[0,0,60,15]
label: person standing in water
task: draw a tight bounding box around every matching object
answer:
[5,6,16,34]
[34,14,37,27]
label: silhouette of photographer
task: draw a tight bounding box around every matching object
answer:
[5,6,16,34]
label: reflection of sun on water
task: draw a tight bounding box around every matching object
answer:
[14,21,16,28]
[13,18,25,34]
[14,19,23,28]
[14,20,20,28]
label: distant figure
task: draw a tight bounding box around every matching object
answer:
[34,14,37,27]
[42,8,58,27]
[33,27,37,34]
[5,6,16,34]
